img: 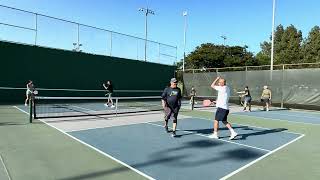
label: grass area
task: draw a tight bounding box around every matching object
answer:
[0,105,147,180]
[180,110,320,180]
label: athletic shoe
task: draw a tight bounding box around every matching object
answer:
[24,103,28,106]
[208,133,219,139]
[171,131,177,137]
[229,132,238,140]
[111,105,115,108]
[104,103,109,107]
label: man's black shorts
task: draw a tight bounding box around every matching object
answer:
[215,107,229,122]
[164,106,180,121]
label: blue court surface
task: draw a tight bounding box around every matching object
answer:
[69,118,301,180]
[234,110,320,125]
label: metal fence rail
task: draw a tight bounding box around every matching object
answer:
[180,62,320,109]
[0,4,177,65]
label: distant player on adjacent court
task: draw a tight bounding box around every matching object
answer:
[189,86,197,104]
[208,76,238,140]
[161,78,182,137]
[24,80,36,106]
[261,85,272,111]
[237,86,252,112]
[103,80,115,108]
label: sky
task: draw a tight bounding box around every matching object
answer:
[1,0,320,64]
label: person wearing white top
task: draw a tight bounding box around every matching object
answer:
[24,80,35,106]
[208,77,238,140]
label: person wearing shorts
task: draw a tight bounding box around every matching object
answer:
[189,87,196,104]
[261,85,272,111]
[161,78,182,137]
[24,80,35,106]
[238,86,252,111]
[208,77,238,140]
[103,80,115,108]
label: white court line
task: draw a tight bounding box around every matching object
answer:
[254,110,320,119]
[146,122,271,152]
[292,109,320,115]
[13,105,29,115]
[0,154,11,180]
[220,134,305,180]
[68,105,100,112]
[65,114,165,133]
[12,106,155,180]
[232,113,320,126]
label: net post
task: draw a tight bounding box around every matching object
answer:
[115,98,118,116]
[33,96,37,119]
[29,98,33,123]
[191,96,195,110]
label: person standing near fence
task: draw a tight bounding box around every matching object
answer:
[161,78,182,138]
[103,80,115,108]
[189,87,196,104]
[24,80,35,106]
[261,85,272,111]
[238,86,252,112]
[208,77,238,140]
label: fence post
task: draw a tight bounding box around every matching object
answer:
[245,66,248,85]
[281,64,285,108]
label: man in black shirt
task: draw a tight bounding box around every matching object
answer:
[161,78,182,137]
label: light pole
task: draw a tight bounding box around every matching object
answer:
[72,43,82,52]
[220,35,227,46]
[183,11,188,71]
[139,7,155,62]
[270,0,276,79]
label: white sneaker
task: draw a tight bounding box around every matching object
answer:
[104,103,109,107]
[208,133,219,139]
[24,103,28,106]
[111,105,115,108]
[229,132,238,140]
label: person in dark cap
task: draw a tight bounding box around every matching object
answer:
[161,78,182,137]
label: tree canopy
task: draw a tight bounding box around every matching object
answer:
[178,24,320,69]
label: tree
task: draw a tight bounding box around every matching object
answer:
[184,43,256,69]
[302,26,320,63]
[256,24,303,65]
[277,25,303,64]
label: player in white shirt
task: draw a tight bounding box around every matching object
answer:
[208,77,238,140]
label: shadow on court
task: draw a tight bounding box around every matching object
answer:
[151,139,263,167]
[182,125,255,135]
[57,154,189,180]
[180,126,287,140]
[0,122,29,126]
[234,128,288,140]
[57,141,264,180]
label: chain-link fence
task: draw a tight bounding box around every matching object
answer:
[0,4,177,65]
[180,63,320,109]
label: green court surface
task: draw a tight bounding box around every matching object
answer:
[0,106,147,180]
[0,105,320,180]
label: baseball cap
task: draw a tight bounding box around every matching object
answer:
[170,78,178,83]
